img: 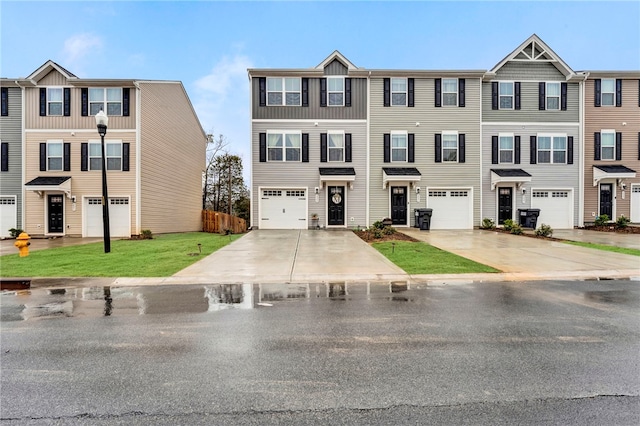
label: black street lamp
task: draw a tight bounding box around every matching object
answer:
[95,110,111,253]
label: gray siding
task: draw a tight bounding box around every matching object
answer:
[495,62,566,81]
[0,86,23,229]
[324,59,348,76]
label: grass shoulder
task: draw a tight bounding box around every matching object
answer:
[564,241,640,257]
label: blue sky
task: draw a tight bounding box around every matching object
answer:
[2,0,639,175]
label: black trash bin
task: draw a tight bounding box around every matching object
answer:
[418,208,433,231]
[518,209,541,229]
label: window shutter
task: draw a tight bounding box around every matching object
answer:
[301,78,309,107]
[458,133,465,163]
[345,133,352,162]
[594,132,601,161]
[40,143,46,171]
[616,79,622,107]
[320,78,327,107]
[515,136,521,164]
[1,142,8,171]
[435,134,442,163]
[383,78,390,107]
[344,78,351,107]
[434,78,442,107]
[81,88,88,116]
[63,88,71,116]
[594,79,601,107]
[491,136,498,164]
[530,136,537,164]
[320,133,327,163]
[40,88,46,116]
[567,136,573,165]
[123,143,130,171]
[408,133,415,163]
[259,133,266,162]
[123,88,130,116]
[616,132,622,161]
[459,78,465,107]
[302,133,309,162]
[408,78,414,107]
[258,78,266,107]
[638,132,640,160]
[491,82,498,110]
[1,87,7,116]
[538,82,546,110]
[383,133,390,163]
[561,83,568,111]
[515,82,521,110]
[63,143,71,171]
[81,143,88,171]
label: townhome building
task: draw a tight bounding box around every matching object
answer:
[0,82,23,237]
[583,72,639,223]
[481,34,583,229]
[9,60,206,238]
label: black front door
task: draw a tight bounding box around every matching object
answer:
[391,186,407,225]
[328,186,345,226]
[498,187,513,225]
[48,194,64,233]
[600,183,613,218]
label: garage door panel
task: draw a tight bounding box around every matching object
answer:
[531,190,572,229]
[631,185,640,223]
[260,189,307,230]
[85,197,130,237]
[427,189,472,230]
[0,197,17,238]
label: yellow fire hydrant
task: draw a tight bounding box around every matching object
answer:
[14,232,31,257]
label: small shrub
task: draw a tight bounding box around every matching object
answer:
[594,214,609,226]
[503,219,515,231]
[616,215,630,229]
[382,225,396,235]
[372,220,384,230]
[140,229,153,240]
[481,218,496,230]
[535,224,553,238]
[510,223,523,235]
[8,228,23,238]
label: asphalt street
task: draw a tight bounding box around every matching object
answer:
[1,279,639,425]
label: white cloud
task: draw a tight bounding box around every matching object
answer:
[63,33,103,64]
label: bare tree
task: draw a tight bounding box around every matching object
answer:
[202,133,228,210]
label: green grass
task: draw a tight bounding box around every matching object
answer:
[0,232,242,277]
[564,241,640,257]
[372,241,500,274]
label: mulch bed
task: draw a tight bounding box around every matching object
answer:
[353,229,419,243]
[583,225,640,234]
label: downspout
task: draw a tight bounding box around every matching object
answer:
[478,75,483,227]
[578,72,589,228]
[248,71,254,229]
[366,70,371,226]
[134,81,142,235]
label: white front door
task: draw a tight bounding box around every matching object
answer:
[259,189,307,229]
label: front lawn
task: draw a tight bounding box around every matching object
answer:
[0,232,242,277]
[564,241,640,257]
[372,241,500,274]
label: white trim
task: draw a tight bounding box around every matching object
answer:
[135,83,141,235]
[495,185,516,224]
[498,132,515,164]
[265,130,302,162]
[327,76,345,107]
[388,184,410,227]
[366,72,370,226]
[266,77,302,107]
[536,133,568,164]
[497,81,515,110]
[490,171,531,191]
[592,166,636,186]
[390,77,408,107]
[479,122,579,127]
[252,119,367,124]
[390,131,408,162]
[382,171,421,190]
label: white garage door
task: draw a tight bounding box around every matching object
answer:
[0,196,17,238]
[631,185,640,223]
[427,189,473,229]
[260,189,307,229]
[531,190,573,229]
[85,197,131,237]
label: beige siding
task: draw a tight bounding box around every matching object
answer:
[139,82,206,234]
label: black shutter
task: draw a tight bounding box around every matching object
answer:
[567,136,573,165]
[320,133,327,163]
[538,82,546,110]
[594,132,601,161]
[258,78,266,107]
[459,78,465,107]
[530,136,537,164]
[81,88,88,116]
[383,133,390,163]
[123,88,130,116]
[40,143,46,171]
[63,143,71,171]
[384,78,390,107]
[344,78,351,107]
[594,79,601,107]
[561,83,568,111]
[408,133,415,163]
[491,136,498,164]
[302,133,309,162]
[435,134,442,163]
[616,132,622,161]
[123,143,130,171]
[458,133,465,163]
[408,78,414,107]
[1,87,7,116]
[491,82,498,110]
[40,88,46,116]
[1,142,8,171]
[259,133,266,162]
[81,143,88,171]
[514,135,521,164]
[301,78,308,107]
[616,79,622,107]
[638,132,640,160]
[63,88,71,116]
[515,82,521,110]
[345,133,352,162]
[320,78,327,107]
[435,78,441,107]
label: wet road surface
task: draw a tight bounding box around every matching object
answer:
[1,280,639,425]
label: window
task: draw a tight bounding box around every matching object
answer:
[267,78,300,106]
[442,133,458,162]
[600,79,615,106]
[391,78,407,106]
[47,88,63,116]
[391,133,407,161]
[499,82,514,109]
[327,78,344,106]
[600,131,615,160]
[442,79,458,106]
[47,141,63,171]
[89,142,122,170]
[89,88,122,115]
[537,134,567,164]
[499,134,514,163]
[328,133,344,162]
[267,132,300,161]
[546,82,560,110]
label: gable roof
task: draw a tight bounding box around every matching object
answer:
[315,50,359,70]
[27,60,78,82]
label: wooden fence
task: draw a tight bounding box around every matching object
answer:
[202,210,247,234]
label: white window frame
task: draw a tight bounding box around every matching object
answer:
[266,77,301,106]
[47,87,63,116]
[47,140,63,171]
[327,77,344,107]
[391,131,408,162]
[442,131,459,163]
[88,140,123,171]
[600,130,616,161]
[499,133,514,164]
[266,131,301,162]
[328,131,344,162]
[600,79,615,106]
[89,88,122,116]
[442,78,458,106]
[499,81,514,110]
[391,78,407,106]
[546,82,561,110]
[537,133,567,164]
